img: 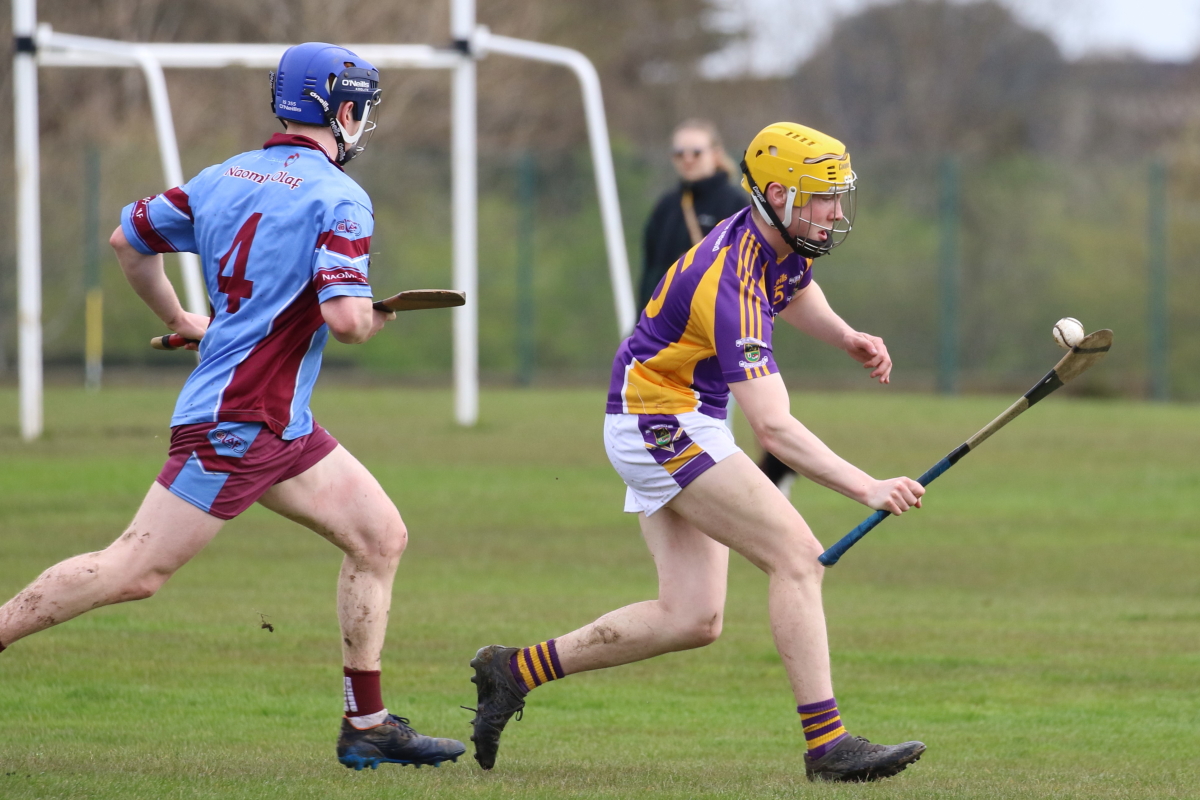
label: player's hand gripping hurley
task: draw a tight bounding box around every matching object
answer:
[150,289,466,350]
[819,329,1113,566]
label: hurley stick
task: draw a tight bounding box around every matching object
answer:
[150,290,466,350]
[150,333,200,350]
[819,329,1113,567]
[372,289,465,313]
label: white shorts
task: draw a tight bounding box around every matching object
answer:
[603,411,742,516]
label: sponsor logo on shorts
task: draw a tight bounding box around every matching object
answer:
[211,429,247,453]
[334,219,361,235]
[645,425,683,453]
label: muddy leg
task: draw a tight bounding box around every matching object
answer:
[0,483,222,646]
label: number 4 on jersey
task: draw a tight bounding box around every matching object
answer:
[218,213,261,312]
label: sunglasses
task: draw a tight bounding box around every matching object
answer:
[672,148,709,159]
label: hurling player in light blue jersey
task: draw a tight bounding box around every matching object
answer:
[0,43,465,771]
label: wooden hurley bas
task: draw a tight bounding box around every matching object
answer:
[819,329,1114,567]
[150,289,466,350]
[372,289,465,313]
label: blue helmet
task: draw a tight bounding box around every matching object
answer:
[270,42,382,164]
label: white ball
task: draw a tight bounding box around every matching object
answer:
[1053,317,1085,349]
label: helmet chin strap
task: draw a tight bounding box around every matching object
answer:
[740,159,830,259]
[340,101,373,147]
[302,88,366,165]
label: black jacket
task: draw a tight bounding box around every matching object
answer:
[639,171,749,308]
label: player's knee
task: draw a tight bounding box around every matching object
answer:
[117,581,156,602]
[691,611,724,647]
[772,542,825,585]
[337,499,406,563]
[380,519,407,563]
[116,568,172,603]
[676,609,723,649]
[353,516,406,569]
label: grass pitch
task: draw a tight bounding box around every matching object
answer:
[1,385,1197,799]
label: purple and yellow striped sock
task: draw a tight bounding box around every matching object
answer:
[508,639,564,695]
[798,697,849,760]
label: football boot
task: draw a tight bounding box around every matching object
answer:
[805,735,925,782]
[336,713,465,770]
[466,645,527,770]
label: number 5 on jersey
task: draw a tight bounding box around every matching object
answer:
[218,213,261,312]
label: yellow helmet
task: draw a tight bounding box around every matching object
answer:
[739,122,857,258]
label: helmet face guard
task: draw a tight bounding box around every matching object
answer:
[740,159,857,259]
[299,70,381,165]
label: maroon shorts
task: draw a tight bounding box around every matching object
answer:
[155,420,339,520]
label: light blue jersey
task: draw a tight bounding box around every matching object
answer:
[122,133,375,439]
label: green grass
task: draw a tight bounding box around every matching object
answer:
[0,385,1197,799]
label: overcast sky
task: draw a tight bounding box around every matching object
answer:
[703,0,1200,77]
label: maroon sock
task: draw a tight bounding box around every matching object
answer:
[343,668,384,717]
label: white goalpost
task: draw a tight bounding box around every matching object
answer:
[11,0,637,440]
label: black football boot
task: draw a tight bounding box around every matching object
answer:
[466,645,527,770]
[805,735,926,782]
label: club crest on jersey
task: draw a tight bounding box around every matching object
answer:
[211,429,247,453]
[644,425,684,453]
[284,153,300,167]
[334,219,361,235]
[736,337,768,369]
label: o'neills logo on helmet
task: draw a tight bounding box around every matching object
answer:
[341,79,372,89]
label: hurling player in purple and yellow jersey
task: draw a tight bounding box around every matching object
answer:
[0,43,464,771]
[468,123,927,781]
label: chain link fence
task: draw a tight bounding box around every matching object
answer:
[2,142,1196,400]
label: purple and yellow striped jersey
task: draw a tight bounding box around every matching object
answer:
[606,208,812,420]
